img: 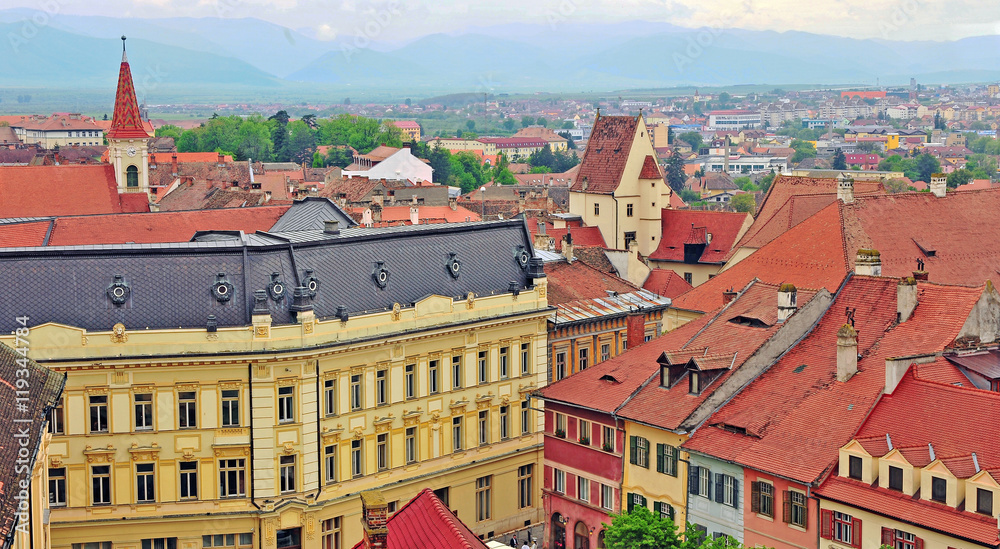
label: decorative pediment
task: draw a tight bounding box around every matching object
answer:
[128,443,161,462]
[212,445,250,458]
[321,425,344,444]
[841,439,873,457]
[83,444,116,463]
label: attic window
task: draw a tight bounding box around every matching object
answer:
[600,374,620,383]
[913,238,936,257]
[728,315,771,328]
[719,424,747,435]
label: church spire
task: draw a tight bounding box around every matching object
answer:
[107,36,149,139]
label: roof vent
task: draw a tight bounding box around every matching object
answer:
[267,272,286,301]
[335,305,349,322]
[372,262,389,289]
[886,433,893,450]
[324,220,341,234]
[252,290,269,314]
[508,281,521,296]
[106,274,130,306]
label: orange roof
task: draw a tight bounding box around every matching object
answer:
[638,155,663,179]
[0,220,50,247]
[149,152,234,164]
[349,489,487,549]
[642,269,693,299]
[570,115,640,194]
[528,221,606,252]
[649,209,750,264]
[0,165,149,217]
[683,277,984,484]
[107,51,151,139]
[349,205,481,224]
[544,259,638,306]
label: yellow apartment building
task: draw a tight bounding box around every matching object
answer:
[1,219,552,549]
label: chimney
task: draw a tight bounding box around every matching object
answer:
[626,310,646,350]
[777,283,797,323]
[562,232,574,263]
[360,490,389,549]
[723,289,738,304]
[448,196,458,211]
[537,221,546,235]
[836,324,858,382]
[884,357,910,395]
[897,276,917,323]
[409,206,419,225]
[324,220,341,234]
[929,173,947,198]
[837,173,854,204]
[218,152,225,167]
[855,249,882,276]
[372,204,382,223]
[372,193,384,207]
[913,269,928,281]
[171,154,178,176]
[264,190,272,203]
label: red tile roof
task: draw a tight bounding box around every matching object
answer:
[350,489,488,549]
[545,259,638,306]
[0,220,51,247]
[648,209,751,264]
[347,205,481,224]
[0,165,150,217]
[107,52,151,139]
[671,203,847,313]
[818,476,999,547]
[682,277,984,484]
[528,221,606,252]
[639,155,662,179]
[570,116,640,194]
[642,269,693,299]
[617,282,819,432]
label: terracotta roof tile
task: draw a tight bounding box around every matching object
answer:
[570,116,640,194]
[0,165,149,217]
[350,489,488,549]
[639,155,662,179]
[545,259,638,306]
[648,209,751,264]
[642,269,693,299]
[0,220,51,247]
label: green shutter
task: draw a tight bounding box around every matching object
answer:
[629,436,637,465]
[656,444,665,474]
[653,501,662,517]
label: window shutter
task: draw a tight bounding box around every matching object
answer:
[640,494,647,508]
[642,438,650,469]
[656,444,665,474]
[750,481,760,513]
[629,436,637,465]
[668,446,678,477]
[881,527,894,547]
[915,537,924,549]
[731,478,739,508]
[688,466,699,494]
[819,510,833,540]
[653,501,662,517]
[782,490,792,524]
[715,473,724,503]
[851,518,862,548]
[667,504,675,520]
[627,492,634,512]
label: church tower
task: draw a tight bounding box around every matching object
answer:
[107,36,151,195]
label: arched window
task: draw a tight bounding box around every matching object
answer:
[597,530,606,549]
[126,165,139,188]
[574,522,590,549]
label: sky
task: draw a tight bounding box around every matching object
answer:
[5,0,1000,42]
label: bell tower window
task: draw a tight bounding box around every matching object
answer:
[126,165,139,188]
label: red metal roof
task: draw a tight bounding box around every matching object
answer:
[0,165,150,217]
[569,116,640,194]
[107,52,151,140]
[682,277,984,484]
[642,269,693,299]
[648,209,750,264]
[350,489,487,549]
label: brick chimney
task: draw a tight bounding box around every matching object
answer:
[723,289,738,304]
[361,490,389,549]
[855,249,881,276]
[897,276,917,323]
[218,152,225,167]
[626,310,646,350]
[929,173,947,198]
[837,173,854,204]
[171,154,178,176]
[777,283,797,323]
[448,196,458,211]
[836,324,858,382]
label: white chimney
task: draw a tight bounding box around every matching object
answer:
[837,173,854,204]
[777,283,797,323]
[897,277,917,323]
[409,206,419,225]
[930,173,947,198]
[855,249,882,276]
[837,324,858,382]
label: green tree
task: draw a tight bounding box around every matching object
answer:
[502,119,516,131]
[677,132,703,151]
[832,149,847,170]
[732,193,756,213]
[758,171,776,193]
[790,139,817,163]
[665,149,686,194]
[536,117,548,127]
[155,124,183,140]
[520,115,535,128]
[884,178,912,194]
[492,152,517,185]
[947,169,973,188]
[268,110,290,161]
[466,119,476,131]
[322,146,354,168]
[282,120,317,164]
[236,114,274,161]
[562,120,575,129]
[558,132,578,150]
[602,506,684,549]
[915,153,941,183]
[528,144,556,170]
[679,189,700,203]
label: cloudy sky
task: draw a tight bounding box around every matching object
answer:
[7,0,1000,42]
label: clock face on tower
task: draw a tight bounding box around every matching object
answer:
[126,146,137,157]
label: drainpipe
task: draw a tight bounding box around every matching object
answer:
[248,362,262,548]
[611,195,620,250]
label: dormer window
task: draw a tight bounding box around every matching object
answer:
[930,477,947,503]
[689,372,700,394]
[977,487,994,515]
[888,466,903,491]
[848,455,863,480]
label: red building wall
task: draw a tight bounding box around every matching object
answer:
[743,470,818,549]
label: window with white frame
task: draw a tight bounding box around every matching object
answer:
[554,469,566,493]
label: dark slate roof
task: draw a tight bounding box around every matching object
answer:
[0,342,65,545]
[268,197,357,232]
[0,220,537,334]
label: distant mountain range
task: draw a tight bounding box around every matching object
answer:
[1,10,999,95]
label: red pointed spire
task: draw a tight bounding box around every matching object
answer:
[107,36,149,139]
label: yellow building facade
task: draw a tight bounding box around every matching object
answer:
[1,221,552,549]
[621,422,690,529]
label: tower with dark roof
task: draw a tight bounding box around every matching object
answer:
[106,36,151,196]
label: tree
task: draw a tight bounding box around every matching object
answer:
[536,117,548,127]
[466,120,476,131]
[758,171,776,193]
[322,146,354,168]
[528,144,556,171]
[665,148,686,194]
[790,139,817,163]
[947,169,973,189]
[268,110,290,161]
[679,189,700,203]
[155,124,183,140]
[520,115,535,128]
[883,178,911,194]
[492,152,517,185]
[602,506,684,549]
[282,120,317,164]
[732,193,756,213]
[343,97,351,105]
[562,121,575,129]
[915,153,941,183]
[558,132,577,149]
[502,119,516,131]
[677,132,703,151]
[832,149,847,170]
